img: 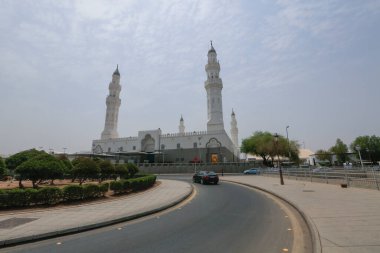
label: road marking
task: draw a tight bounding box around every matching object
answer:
[282,248,289,252]
[288,228,292,231]
[117,227,122,230]
[56,242,62,245]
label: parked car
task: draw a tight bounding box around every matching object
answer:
[193,171,219,185]
[243,168,260,175]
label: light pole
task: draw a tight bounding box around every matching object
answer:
[286,126,291,162]
[274,133,284,185]
[63,147,67,154]
[356,145,363,170]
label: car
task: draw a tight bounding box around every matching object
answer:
[243,168,260,175]
[193,171,219,185]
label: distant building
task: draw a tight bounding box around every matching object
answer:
[92,43,239,163]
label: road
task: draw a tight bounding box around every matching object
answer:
[3,176,304,253]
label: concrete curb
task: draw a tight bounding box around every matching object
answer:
[222,179,322,253]
[0,183,194,248]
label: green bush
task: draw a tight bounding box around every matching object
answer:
[110,181,123,194]
[63,185,84,201]
[35,187,62,205]
[110,175,156,195]
[83,184,101,199]
[99,182,109,196]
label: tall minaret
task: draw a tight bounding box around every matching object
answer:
[205,41,224,132]
[101,65,122,140]
[230,109,239,148]
[179,115,185,134]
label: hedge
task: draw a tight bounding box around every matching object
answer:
[110,175,156,194]
[0,182,110,208]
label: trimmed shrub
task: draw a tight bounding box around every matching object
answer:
[110,175,156,195]
[63,185,84,201]
[83,184,101,199]
[99,182,109,196]
[110,181,123,194]
[35,187,62,205]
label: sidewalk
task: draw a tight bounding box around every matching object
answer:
[222,175,380,253]
[0,179,192,247]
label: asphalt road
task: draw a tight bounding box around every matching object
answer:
[4,177,296,253]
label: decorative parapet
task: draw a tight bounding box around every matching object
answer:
[160,130,221,138]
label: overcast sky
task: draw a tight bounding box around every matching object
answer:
[1,0,380,155]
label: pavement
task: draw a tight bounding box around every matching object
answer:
[0,179,192,247]
[222,175,380,253]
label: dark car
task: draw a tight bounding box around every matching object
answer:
[193,171,219,185]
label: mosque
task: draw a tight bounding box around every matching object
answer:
[92,43,239,164]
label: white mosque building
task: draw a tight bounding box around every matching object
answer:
[92,43,239,164]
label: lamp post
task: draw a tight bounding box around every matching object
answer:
[63,147,67,154]
[274,133,284,185]
[286,126,291,162]
[356,145,363,170]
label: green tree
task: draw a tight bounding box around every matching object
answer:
[0,156,5,178]
[329,138,348,165]
[5,149,44,171]
[350,135,380,164]
[98,160,114,182]
[72,157,100,185]
[126,163,139,178]
[315,149,332,164]
[241,131,299,166]
[114,164,129,179]
[15,153,65,188]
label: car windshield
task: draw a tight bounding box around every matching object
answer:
[206,171,217,175]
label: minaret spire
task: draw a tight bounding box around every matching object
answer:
[101,66,122,139]
[230,109,238,148]
[205,42,224,132]
[179,115,185,134]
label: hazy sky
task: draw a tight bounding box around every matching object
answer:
[1,0,380,155]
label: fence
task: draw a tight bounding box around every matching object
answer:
[261,167,380,190]
[137,162,254,174]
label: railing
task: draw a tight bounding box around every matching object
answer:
[261,167,380,190]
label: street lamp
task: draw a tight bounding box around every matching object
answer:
[274,133,284,185]
[286,126,291,162]
[356,145,364,169]
[63,147,67,154]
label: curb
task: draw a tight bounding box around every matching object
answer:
[222,179,322,253]
[0,183,194,248]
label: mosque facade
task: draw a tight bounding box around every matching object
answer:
[92,43,239,163]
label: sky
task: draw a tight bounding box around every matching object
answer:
[0,0,380,155]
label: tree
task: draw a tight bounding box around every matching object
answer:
[241,131,299,166]
[114,164,129,179]
[71,158,100,185]
[0,156,5,178]
[329,138,348,165]
[126,163,139,178]
[315,149,332,164]
[98,160,114,182]
[57,154,73,171]
[5,149,44,171]
[15,153,65,188]
[350,135,380,164]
